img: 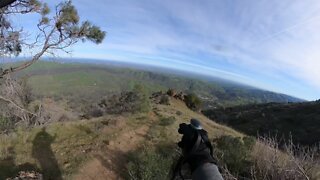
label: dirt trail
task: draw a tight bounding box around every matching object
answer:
[72,124,150,180]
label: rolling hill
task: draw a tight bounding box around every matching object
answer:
[10,60,303,108]
[0,60,318,179]
[203,101,320,146]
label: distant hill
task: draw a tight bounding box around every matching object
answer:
[203,101,320,146]
[7,60,303,107]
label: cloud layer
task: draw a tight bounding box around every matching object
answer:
[8,0,320,100]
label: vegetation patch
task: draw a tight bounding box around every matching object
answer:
[126,144,178,180]
[213,135,256,177]
[159,116,176,126]
[184,93,202,111]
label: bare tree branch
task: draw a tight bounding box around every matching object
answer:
[0,95,36,116]
[0,0,16,9]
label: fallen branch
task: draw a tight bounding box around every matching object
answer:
[0,95,37,116]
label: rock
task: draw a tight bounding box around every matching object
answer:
[6,171,43,180]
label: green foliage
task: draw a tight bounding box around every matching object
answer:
[159,95,170,105]
[0,117,14,132]
[54,1,106,44]
[166,89,176,96]
[41,3,50,16]
[214,135,256,176]
[132,84,150,113]
[75,124,93,134]
[204,101,320,146]
[176,111,182,116]
[127,144,177,180]
[184,93,202,111]
[0,0,105,76]
[80,22,106,44]
[20,61,301,109]
[159,116,176,126]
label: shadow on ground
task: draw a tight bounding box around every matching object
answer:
[0,147,39,179]
[32,127,62,180]
[0,128,62,179]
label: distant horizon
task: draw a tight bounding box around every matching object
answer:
[4,57,308,101]
[3,0,320,101]
[0,57,312,101]
[43,57,309,101]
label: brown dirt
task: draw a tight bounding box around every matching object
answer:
[72,124,150,180]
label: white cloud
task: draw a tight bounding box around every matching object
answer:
[67,0,320,99]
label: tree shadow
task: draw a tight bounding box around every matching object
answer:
[32,127,62,180]
[0,147,39,179]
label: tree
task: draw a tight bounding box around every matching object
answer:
[0,0,105,125]
[0,0,106,77]
[184,93,202,111]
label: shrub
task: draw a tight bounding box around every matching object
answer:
[75,124,92,134]
[159,116,176,126]
[215,135,320,180]
[213,135,255,177]
[132,84,150,113]
[87,106,103,118]
[176,111,182,116]
[127,144,177,180]
[102,84,151,114]
[251,137,320,180]
[184,93,202,111]
[0,117,14,132]
[159,95,170,105]
[166,89,176,97]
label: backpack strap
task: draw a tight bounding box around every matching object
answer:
[178,131,202,180]
[190,131,202,154]
[199,132,214,157]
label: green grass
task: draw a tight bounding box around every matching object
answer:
[10,61,301,108]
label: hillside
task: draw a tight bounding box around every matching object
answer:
[203,101,320,146]
[11,61,303,108]
[0,61,319,179]
[0,97,241,179]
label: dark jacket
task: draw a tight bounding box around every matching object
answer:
[178,124,216,172]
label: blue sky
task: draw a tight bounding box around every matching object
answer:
[7,0,320,100]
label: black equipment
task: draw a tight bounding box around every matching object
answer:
[172,119,216,180]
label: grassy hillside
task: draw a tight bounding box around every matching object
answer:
[12,61,303,108]
[0,61,318,179]
[203,101,320,146]
[0,98,241,179]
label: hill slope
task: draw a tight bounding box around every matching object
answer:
[203,101,320,146]
[0,98,241,179]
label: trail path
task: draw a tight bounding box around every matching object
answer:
[73,124,150,180]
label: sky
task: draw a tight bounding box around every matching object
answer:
[8,0,320,100]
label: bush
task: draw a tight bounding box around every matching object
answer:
[166,89,176,97]
[102,84,151,114]
[0,117,14,132]
[87,106,103,118]
[184,93,202,111]
[132,84,150,113]
[251,137,320,180]
[214,135,320,180]
[176,111,182,116]
[159,95,170,105]
[214,135,255,177]
[159,116,176,126]
[127,144,177,180]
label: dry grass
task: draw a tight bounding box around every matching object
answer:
[251,137,320,180]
